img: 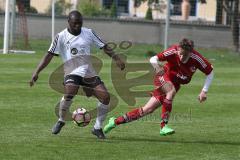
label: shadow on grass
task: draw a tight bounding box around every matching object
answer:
[60,132,240,147]
[105,136,240,146]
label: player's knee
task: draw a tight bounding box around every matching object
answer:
[64,94,74,101]
[142,106,155,115]
[99,93,110,105]
[166,88,176,100]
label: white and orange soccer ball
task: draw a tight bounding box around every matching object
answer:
[72,108,91,127]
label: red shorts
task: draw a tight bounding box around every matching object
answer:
[150,74,180,103]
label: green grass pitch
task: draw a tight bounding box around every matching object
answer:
[0,39,240,160]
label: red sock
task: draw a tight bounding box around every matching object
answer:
[161,99,172,128]
[115,108,144,125]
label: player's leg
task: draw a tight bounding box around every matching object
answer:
[154,74,176,134]
[103,96,161,134]
[159,82,179,135]
[90,78,110,139]
[160,82,176,127]
[52,75,80,134]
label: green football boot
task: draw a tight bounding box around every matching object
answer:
[160,125,175,136]
[103,117,117,134]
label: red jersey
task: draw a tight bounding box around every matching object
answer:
[157,45,213,85]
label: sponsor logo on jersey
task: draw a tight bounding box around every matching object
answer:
[176,73,188,80]
[71,48,78,55]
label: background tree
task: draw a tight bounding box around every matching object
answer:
[47,0,72,15]
[145,7,153,20]
[77,0,110,18]
[110,0,117,18]
[222,0,239,52]
[133,0,159,19]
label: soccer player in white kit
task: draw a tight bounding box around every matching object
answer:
[29,11,125,139]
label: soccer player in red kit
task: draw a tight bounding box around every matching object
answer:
[103,38,214,136]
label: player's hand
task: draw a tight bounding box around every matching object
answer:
[29,73,38,87]
[198,90,207,103]
[113,55,125,70]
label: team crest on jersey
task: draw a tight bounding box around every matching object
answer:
[71,48,78,55]
[190,66,196,72]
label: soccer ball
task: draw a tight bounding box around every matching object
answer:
[72,108,91,127]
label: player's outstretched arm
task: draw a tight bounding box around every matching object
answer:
[149,55,165,75]
[198,70,214,103]
[103,45,125,70]
[29,52,54,87]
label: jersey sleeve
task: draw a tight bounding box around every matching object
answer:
[192,51,213,75]
[90,29,106,49]
[156,45,177,61]
[48,34,61,56]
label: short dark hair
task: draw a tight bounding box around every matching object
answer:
[68,10,82,20]
[179,38,194,51]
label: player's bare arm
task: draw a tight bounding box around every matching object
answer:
[103,44,125,70]
[29,52,54,87]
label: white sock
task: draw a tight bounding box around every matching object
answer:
[94,102,109,129]
[59,97,72,122]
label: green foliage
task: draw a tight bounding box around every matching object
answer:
[98,8,111,18]
[79,2,99,17]
[145,7,153,20]
[26,6,38,14]
[134,0,158,20]
[78,0,111,17]
[46,0,72,15]
[110,0,117,18]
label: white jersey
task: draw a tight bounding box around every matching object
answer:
[48,27,105,77]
